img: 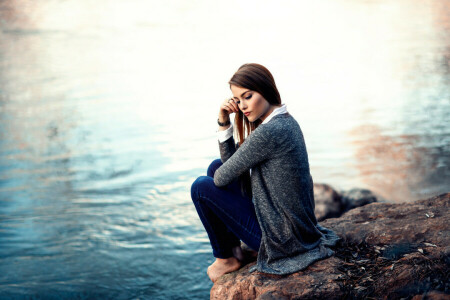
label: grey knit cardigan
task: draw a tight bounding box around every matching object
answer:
[214,113,341,275]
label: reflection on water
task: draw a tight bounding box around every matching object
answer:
[349,122,449,201]
[0,0,449,299]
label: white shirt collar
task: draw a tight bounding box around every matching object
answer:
[261,103,288,124]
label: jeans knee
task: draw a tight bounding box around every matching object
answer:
[207,158,223,177]
[191,175,212,201]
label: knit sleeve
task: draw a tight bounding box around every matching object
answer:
[214,125,274,187]
[218,134,237,163]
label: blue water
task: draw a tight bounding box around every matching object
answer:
[0,0,449,299]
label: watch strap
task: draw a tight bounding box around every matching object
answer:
[217,118,231,126]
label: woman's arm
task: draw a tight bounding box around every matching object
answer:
[218,122,237,163]
[214,125,275,187]
[217,97,239,163]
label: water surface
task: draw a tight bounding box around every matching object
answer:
[0,0,449,299]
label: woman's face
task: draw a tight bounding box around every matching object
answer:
[230,85,272,123]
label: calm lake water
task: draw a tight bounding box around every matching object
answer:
[0,0,449,299]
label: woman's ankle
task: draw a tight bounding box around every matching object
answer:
[215,256,239,264]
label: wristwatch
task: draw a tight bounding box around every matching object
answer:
[217,118,231,126]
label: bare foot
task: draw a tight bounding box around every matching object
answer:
[207,257,241,283]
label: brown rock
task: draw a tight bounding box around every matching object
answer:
[340,188,379,211]
[313,183,343,221]
[210,193,449,299]
[411,291,450,300]
[323,192,448,247]
[313,184,380,222]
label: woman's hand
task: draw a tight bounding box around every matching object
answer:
[219,98,240,122]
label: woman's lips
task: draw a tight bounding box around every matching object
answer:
[244,112,251,116]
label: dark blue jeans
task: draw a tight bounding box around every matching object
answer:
[190,159,262,258]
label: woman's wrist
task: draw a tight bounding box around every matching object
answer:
[217,118,230,126]
[218,114,230,123]
[218,115,231,131]
[218,123,231,131]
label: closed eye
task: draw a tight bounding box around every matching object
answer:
[234,93,252,104]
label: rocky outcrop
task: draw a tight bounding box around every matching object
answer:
[210,193,449,299]
[313,183,345,221]
[313,184,380,221]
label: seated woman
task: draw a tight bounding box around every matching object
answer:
[191,63,341,283]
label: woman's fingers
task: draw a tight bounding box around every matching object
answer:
[224,103,235,113]
[226,98,239,113]
[230,100,239,113]
[219,99,230,116]
[220,98,239,115]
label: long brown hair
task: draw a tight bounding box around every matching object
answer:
[228,63,282,199]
